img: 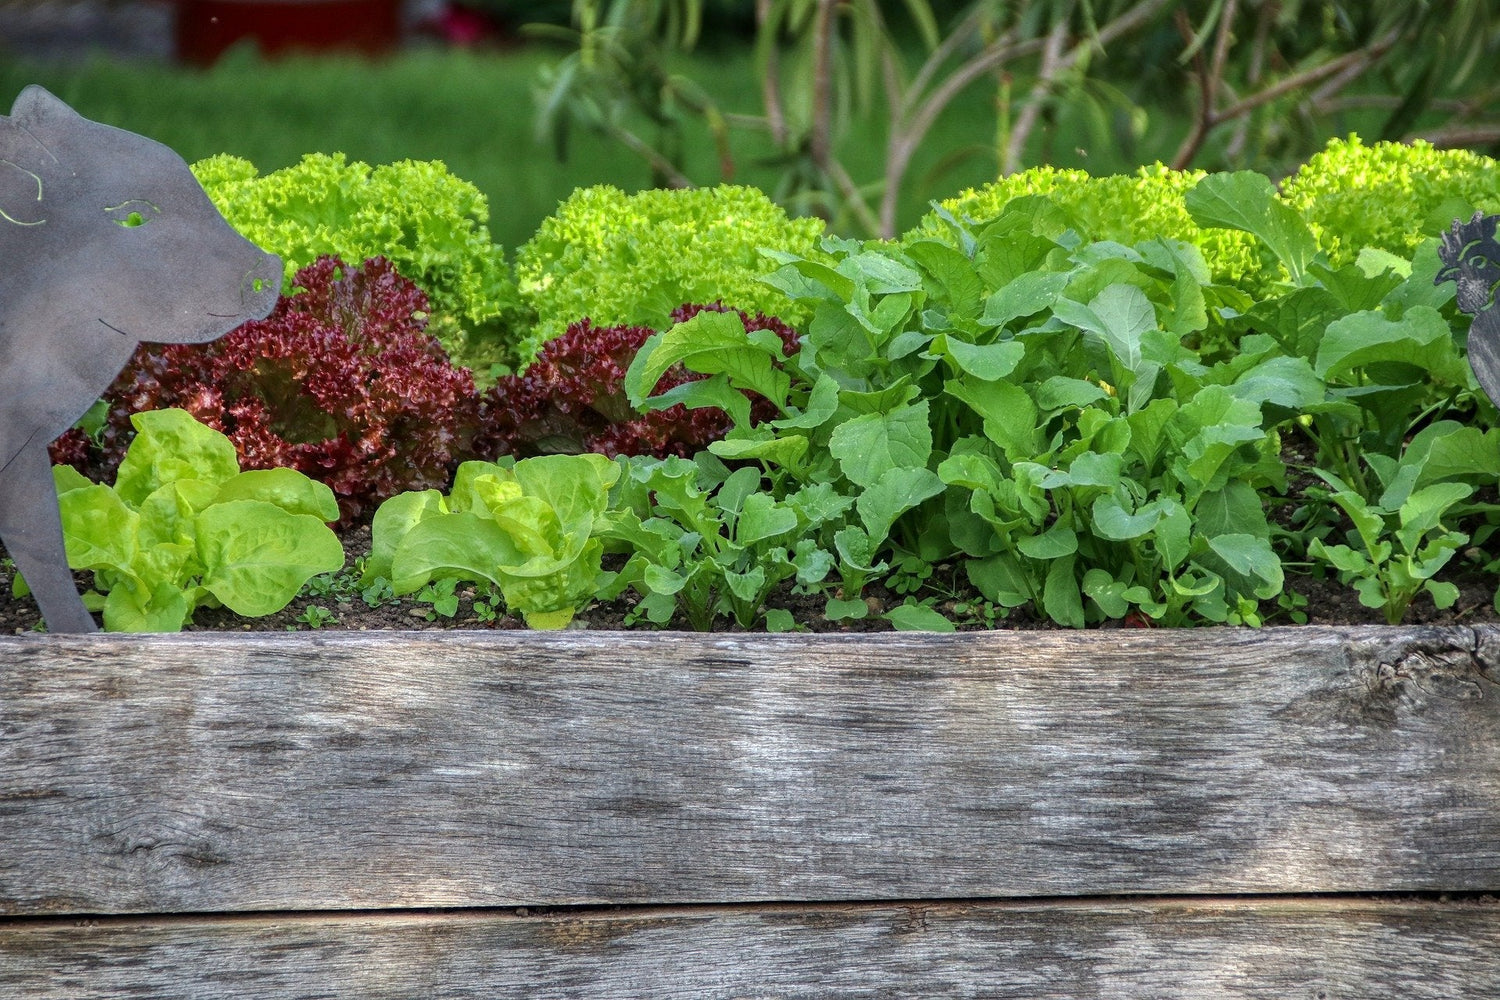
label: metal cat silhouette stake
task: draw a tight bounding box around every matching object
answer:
[1437,211,1500,410]
[0,85,282,633]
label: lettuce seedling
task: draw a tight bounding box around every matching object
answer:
[47,409,344,632]
[364,454,621,629]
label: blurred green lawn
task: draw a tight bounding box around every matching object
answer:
[0,45,1178,250]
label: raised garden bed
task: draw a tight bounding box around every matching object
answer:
[2,625,1498,995]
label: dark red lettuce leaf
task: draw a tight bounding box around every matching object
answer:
[52,256,482,525]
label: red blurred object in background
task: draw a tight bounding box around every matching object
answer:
[173,0,401,65]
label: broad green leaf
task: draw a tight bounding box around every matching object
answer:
[825,596,869,621]
[828,401,933,488]
[449,460,514,514]
[1091,495,1163,541]
[725,565,767,605]
[844,250,924,293]
[1205,533,1284,598]
[624,310,788,410]
[1195,483,1271,539]
[1418,426,1500,486]
[364,489,447,585]
[646,376,755,428]
[1082,568,1130,618]
[1398,482,1474,545]
[196,500,344,616]
[786,482,855,527]
[116,408,240,508]
[1229,356,1326,415]
[884,602,957,632]
[937,451,1005,494]
[102,580,191,633]
[935,335,1026,381]
[58,484,139,578]
[137,481,210,551]
[1314,306,1466,384]
[737,492,798,545]
[905,239,985,316]
[513,453,619,536]
[1059,452,1124,490]
[856,466,944,543]
[1185,172,1316,283]
[490,495,565,560]
[642,562,687,596]
[1080,283,1157,374]
[1042,554,1084,628]
[1018,525,1078,560]
[833,525,882,573]
[1155,501,1193,571]
[943,379,1037,458]
[1309,259,1404,313]
[388,510,521,594]
[760,252,857,302]
[966,553,1034,607]
[792,540,836,586]
[980,271,1070,328]
[52,464,94,495]
[773,373,840,430]
[764,608,800,633]
[1037,376,1109,412]
[1427,580,1461,610]
[213,469,340,522]
[708,433,809,470]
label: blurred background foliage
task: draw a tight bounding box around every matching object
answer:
[1,0,1497,247]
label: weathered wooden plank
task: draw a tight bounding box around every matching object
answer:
[2,627,1499,915]
[2,898,1497,999]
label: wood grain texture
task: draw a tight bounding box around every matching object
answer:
[3,898,1498,999]
[2,626,1499,916]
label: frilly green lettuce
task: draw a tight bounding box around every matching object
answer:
[1281,135,1500,270]
[513,184,826,364]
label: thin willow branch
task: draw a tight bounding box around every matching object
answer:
[1170,26,1402,168]
[826,157,882,236]
[1207,0,1239,103]
[755,0,787,147]
[877,0,1172,237]
[604,121,694,188]
[1001,18,1068,175]
[1419,124,1500,148]
[876,34,1040,237]
[994,0,1174,175]
[1218,29,1399,119]
[809,0,838,174]
[901,7,988,123]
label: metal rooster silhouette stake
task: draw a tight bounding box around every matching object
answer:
[1437,211,1500,409]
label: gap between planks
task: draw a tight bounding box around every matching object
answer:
[3,891,1496,933]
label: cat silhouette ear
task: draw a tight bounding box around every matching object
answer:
[8,85,83,127]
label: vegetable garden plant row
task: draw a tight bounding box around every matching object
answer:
[29,135,1500,636]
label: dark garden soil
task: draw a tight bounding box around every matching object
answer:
[0,517,1496,636]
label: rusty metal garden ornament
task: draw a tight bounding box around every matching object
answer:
[1437,212,1500,410]
[0,85,282,633]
